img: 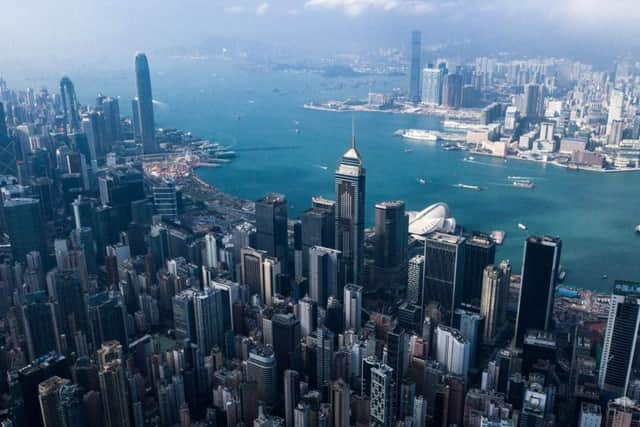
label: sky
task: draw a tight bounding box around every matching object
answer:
[1,0,640,74]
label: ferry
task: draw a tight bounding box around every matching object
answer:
[454,183,482,191]
[518,223,527,230]
[512,180,535,189]
[399,129,438,142]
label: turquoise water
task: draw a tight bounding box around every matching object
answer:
[23,58,640,291]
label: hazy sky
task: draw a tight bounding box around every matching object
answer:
[2,0,640,73]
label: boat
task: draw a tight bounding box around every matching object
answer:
[462,156,475,162]
[418,178,426,185]
[295,129,300,134]
[442,143,462,151]
[602,274,608,280]
[635,225,640,234]
[558,268,567,282]
[400,129,438,142]
[404,148,414,153]
[491,230,506,245]
[518,223,527,230]
[316,165,328,171]
[512,180,535,189]
[454,183,482,191]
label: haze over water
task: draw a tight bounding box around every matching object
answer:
[18,57,640,292]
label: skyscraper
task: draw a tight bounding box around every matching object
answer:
[308,246,341,307]
[99,360,131,427]
[300,198,335,276]
[272,313,301,377]
[38,376,69,427]
[407,254,425,307]
[255,193,289,269]
[60,77,80,132]
[344,283,362,332]
[299,296,317,337]
[421,67,443,106]
[134,53,157,154]
[284,370,301,427]
[22,291,60,361]
[331,379,350,427]
[373,201,408,293]
[480,262,510,344]
[409,31,422,103]
[0,101,17,176]
[599,280,640,396]
[423,232,466,324]
[513,235,561,347]
[4,197,46,265]
[316,327,334,388]
[246,347,277,405]
[442,73,463,108]
[151,177,178,220]
[194,287,224,354]
[335,133,365,286]
[522,83,542,119]
[369,358,395,427]
[435,325,470,377]
[461,233,496,309]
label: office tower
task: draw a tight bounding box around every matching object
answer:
[294,403,310,427]
[131,98,141,140]
[58,383,87,427]
[22,291,60,361]
[461,234,495,309]
[72,196,95,230]
[151,177,178,220]
[540,121,555,142]
[48,270,89,346]
[369,359,395,427]
[504,106,519,131]
[409,31,422,103]
[300,198,335,276]
[455,309,482,369]
[335,134,365,286]
[81,111,105,165]
[204,232,218,269]
[599,280,640,395]
[4,197,46,265]
[331,379,350,427]
[344,283,362,332]
[98,95,121,146]
[194,287,224,354]
[308,246,341,307]
[87,291,128,349]
[442,74,463,108]
[423,232,466,325]
[421,67,443,106]
[255,193,288,267]
[98,168,145,230]
[241,247,267,296]
[262,256,280,305]
[435,324,470,377]
[99,360,131,427]
[373,201,408,292]
[272,313,301,377]
[325,296,345,336]
[413,395,427,427]
[607,119,624,146]
[316,327,334,388]
[299,296,317,337]
[134,53,157,153]
[514,235,561,347]
[38,376,69,427]
[480,262,510,344]
[606,397,640,426]
[60,77,80,131]
[284,370,301,427]
[0,102,17,176]
[18,354,70,427]
[246,347,277,405]
[607,88,624,135]
[173,289,197,342]
[522,83,542,119]
[407,254,425,305]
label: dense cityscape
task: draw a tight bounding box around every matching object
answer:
[0,15,639,427]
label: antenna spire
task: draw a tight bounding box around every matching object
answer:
[351,116,356,149]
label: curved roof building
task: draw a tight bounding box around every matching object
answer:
[408,202,456,236]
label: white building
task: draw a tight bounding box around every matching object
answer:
[344,284,362,332]
[435,324,470,377]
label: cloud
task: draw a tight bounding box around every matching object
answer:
[304,0,434,16]
[256,2,269,15]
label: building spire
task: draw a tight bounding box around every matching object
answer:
[351,116,356,149]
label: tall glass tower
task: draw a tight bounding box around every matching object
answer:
[409,30,422,103]
[335,132,365,286]
[134,53,158,154]
[59,77,80,132]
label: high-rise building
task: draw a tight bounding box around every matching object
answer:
[369,358,395,427]
[255,193,289,269]
[409,31,422,103]
[316,327,334,388]
[480,262,510,344]
[522,83,542,119]
[204,232,218,270]
[335,134,365,286]
[331,379,350,427]
[373,201,408,293]
[421,67,443,106]
[407,254,425,307]
[194,287,224,354]
[0,101,17,176]
[97,95,121,147]
[599,280,640,396]
[80,111,104,166]
[461,233,496,309]
[423,232,466,324]
[272,313,301,377]
[606,397,640,426]
[99,359,131,427]
[513,235,561,347]
[87,291,128,349]
[246,346,277,405]
[241,247,267,297]
[442,74,463,108]
[22,291,60,361]
[60,77,80,132]
[413,395,427,427]
[294,403,310,427]
[300,199,335,277]
[284,370,301,427]
[344,283,362,332]
[577,403,600,427]
[38,376,69,427]
[48,270,89,349]
[308,246,341,307]
[151,177,178,220]
[4,197,46,265]
[134,53,157,154]
[435,324,470,377]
